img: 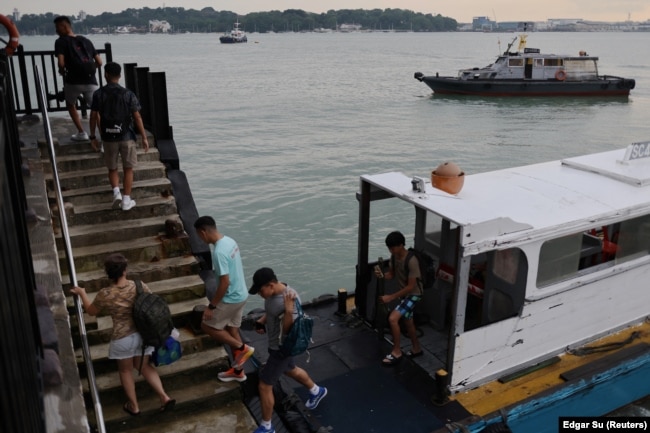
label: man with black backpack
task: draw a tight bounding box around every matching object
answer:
[89,62,149,211]
[53,16,102,141]
[375,231,423,366]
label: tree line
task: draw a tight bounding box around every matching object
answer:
[5,7,458,35]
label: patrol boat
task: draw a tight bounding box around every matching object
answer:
[355,142,650,432]
[219,20,247,44]
[414,34,635,97]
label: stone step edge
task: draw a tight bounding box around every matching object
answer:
[61,255,200,287]
[49,177,172,200]
[66,274,205,312]
[94,379,243,430]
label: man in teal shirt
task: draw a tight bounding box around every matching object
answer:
[194,216,254,382]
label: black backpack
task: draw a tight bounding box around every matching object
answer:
[99,86,132,140]
[66,35,97,82]
[394,248,433,294]
[132,280,174,372]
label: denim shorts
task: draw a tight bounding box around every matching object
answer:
[108,332,154,360]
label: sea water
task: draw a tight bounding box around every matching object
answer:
[19,31,650,308]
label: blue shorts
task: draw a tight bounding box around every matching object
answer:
[108,332,154,360]
[259,349,296,385]
[395,295,421,320]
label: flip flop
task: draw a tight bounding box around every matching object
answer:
[123,402,140,416]
[406,350,424,359]
[160,398,176,412]
[382,353,402,366]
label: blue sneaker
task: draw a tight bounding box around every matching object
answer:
[253,425,274,433]
[305,386,328,410]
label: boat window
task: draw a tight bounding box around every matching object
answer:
[534,59,544,67]
[508,58,524,67]
[544,58,563,67]
[464,247,527,330]
[615,214,650,264]
[537,233,582,287]
[537,216,650,288]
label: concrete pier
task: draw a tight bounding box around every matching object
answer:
[19,114,257,433]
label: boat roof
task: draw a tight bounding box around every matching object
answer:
[361,147,650,253]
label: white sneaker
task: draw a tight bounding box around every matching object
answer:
[71,132,89,141]
[122,198,136,211]
[112,192,122,209]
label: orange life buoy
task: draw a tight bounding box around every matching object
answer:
[0,14,20,56]
[555,69,567,81]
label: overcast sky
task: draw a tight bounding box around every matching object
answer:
[9,0,650,23]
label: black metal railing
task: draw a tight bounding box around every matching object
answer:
[7,43,112,117]
[0,54,46,433]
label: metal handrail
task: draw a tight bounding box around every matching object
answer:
[33,64,106,433]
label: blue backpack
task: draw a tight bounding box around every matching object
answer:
[279,299,313,357]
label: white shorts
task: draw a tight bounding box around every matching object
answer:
[108,332,154,360]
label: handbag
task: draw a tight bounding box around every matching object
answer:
[151,334,182,367]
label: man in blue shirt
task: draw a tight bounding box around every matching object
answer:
[194,216,254,382]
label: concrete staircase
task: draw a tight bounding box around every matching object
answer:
[43,130,257,433]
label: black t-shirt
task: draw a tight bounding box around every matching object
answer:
[54,35,98,85]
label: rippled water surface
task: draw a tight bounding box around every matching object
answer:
[22,32,650,307]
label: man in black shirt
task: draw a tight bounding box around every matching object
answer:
[53,16,102,141]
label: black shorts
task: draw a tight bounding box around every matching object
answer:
[259,349,296,385]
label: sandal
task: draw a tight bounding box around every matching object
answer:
[382,353,402,366]
[406,350,423,359]
[160,398,176,412]
[123,401,140,416]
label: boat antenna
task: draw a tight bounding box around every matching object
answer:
[503,35,517,55]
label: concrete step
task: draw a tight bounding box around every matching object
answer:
[59,234,191,274]
[62,255,201,292]
[56,214,181,250]
[63,194,178,226]
[39,133,154,156]
[67,274,206,316]
[46,160,167,191]
[86,345,254,433]
[75,327,220,375]
[50,177,174,208]
[99,400,258,433]
[44,147,161,172]
[74,294,207,346]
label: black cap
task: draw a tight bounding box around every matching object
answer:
[249,267,276,294]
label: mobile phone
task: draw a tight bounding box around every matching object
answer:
[374,264,384,278]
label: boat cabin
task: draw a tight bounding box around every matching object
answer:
[459,49,600,81]
[355,144,650,393]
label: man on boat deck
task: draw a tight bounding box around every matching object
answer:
[250,267,327,433]
[193,216,254,381]
[376,231,423,366]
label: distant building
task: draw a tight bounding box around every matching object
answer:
[77,10,87,22]
[12,8,20,22]
[472,16,496,31]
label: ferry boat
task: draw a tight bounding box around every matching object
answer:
[414,34,635,97]
[355,143,650,432]
[219,20,247,44]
